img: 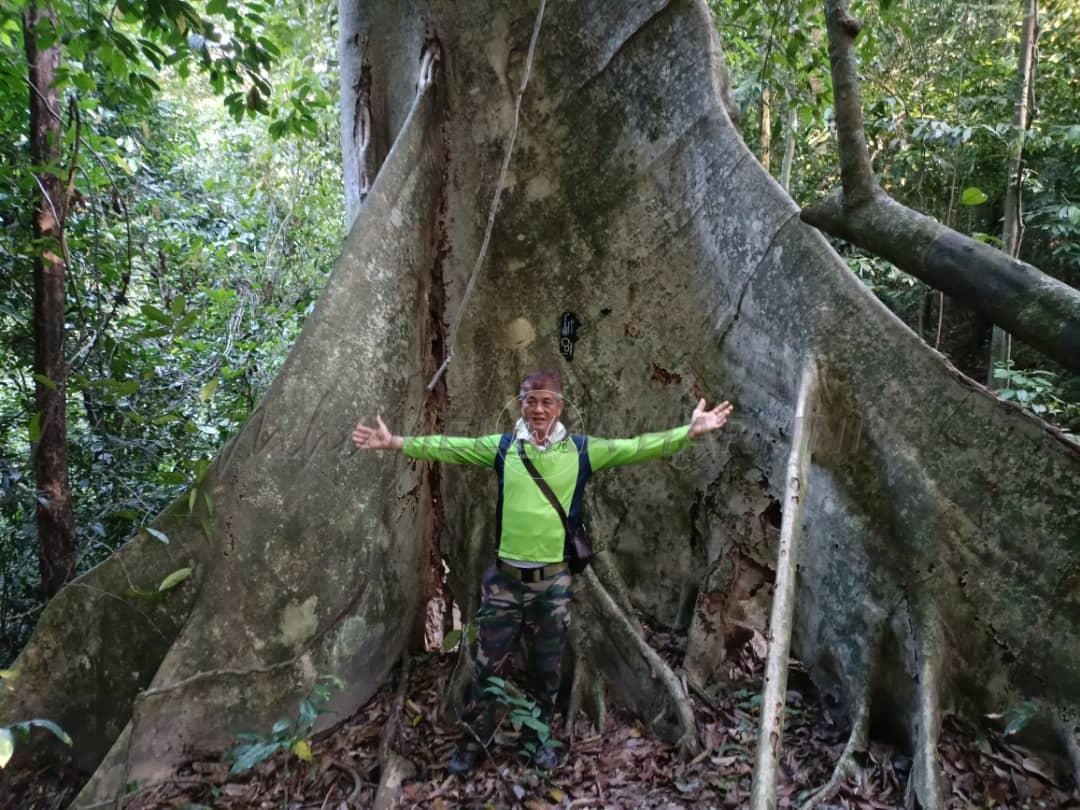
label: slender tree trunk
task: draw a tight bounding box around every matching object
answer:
[24,1,75,598]
[750,361,819,810]
[338,0,371,226]
[989,0,1039,384]
[759,86,772,172]
[779,91,797,191]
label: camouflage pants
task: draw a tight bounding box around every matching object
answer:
[467,563,572,740]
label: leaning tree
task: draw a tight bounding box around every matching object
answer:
[4,1,1079,808]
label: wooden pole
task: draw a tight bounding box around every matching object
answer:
[750,360,819,810]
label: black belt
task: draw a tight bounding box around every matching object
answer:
[497,560,568,583]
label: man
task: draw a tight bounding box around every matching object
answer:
[351,370,732,773]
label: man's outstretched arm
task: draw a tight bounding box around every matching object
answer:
[688,398,733,439]
[351,415,501,465]
[588,399,733,472]
[352,415,404,451]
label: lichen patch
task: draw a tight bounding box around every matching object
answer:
[280,595,319,646]
[504,317,537,349]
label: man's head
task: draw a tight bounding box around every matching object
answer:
[519,369,564,441]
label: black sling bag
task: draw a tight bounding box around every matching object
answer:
[516,439,593,574]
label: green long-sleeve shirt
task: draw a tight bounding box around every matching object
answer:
[403,425,693,563]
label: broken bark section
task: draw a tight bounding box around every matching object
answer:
[750,360,819,810]
[413,44,452,652]
[804,0,1079,371]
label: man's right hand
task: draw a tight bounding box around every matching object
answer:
[351,415,402,451]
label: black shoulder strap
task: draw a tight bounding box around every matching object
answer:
[494,432,514,473]
[516,440,569,529]
[493,433,514,554]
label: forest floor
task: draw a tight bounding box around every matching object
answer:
[17,628,1080,809]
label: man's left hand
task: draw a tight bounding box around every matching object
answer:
[689,399,733,439]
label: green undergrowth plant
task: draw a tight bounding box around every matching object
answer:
[0,670,71,767]
[993,361,1080,438]
[226,674,343,775]
[440,622,478,653]
[482,675,562,761]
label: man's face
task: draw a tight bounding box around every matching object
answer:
[520,386,564,440]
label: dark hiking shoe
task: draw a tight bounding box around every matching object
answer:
[447,743,482,775]
[532,744,559,770]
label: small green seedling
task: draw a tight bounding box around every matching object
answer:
[227,674,343,775]
[482,676,562,760]
[0,670,72,768]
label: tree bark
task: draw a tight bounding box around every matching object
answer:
[759,86,772,173]
[24,0,75,598]
[989,0,1039,383]
[822,0,872,205]
[805,0,1079,371]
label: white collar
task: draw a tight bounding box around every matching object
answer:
[514,417,567,451]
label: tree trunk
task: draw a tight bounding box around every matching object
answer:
[3,3,1079,808]
[779,91,797,192]
[759,86,772,172]
[24,1,75,598]
[988,0,1039,384]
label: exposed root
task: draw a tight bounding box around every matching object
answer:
[1054,712,1080,793]
[581,566,698,755]
[799,681,871,809]
[326,757,364,804]
[750,360,819,810]
[461,719,519,808]
[567,618,606,738]
[373,657,415,810]
[906,605,945,810]
[567,647,584,734]
[441,638,476,721]
[590,550,640,622]
[372,753,416,810]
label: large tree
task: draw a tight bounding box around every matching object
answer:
[3,1,1079,808]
